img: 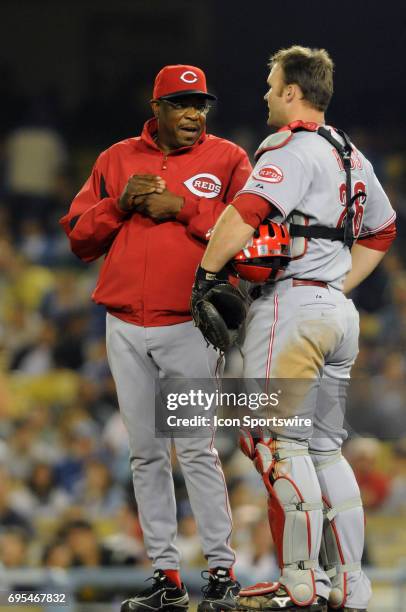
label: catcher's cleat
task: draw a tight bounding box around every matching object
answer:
[197,567,241,612]
[120,569,189,612]
[237,584,327,611]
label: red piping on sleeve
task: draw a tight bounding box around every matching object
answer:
[357,220,396,252]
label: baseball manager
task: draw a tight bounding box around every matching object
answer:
[61,64,251,612]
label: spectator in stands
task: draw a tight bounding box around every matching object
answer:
[344,438,392,511]
[0,300,42,371]
[9,320,57,375]
[234,516,278,583]
[380,271,406,348]
[40,269,90,328]
[42,539,74,568]
[102,412,130,484]
[72,459,125,520]
[10,462,71,520]
[176,501,201,567]
[0,467,32,536]
[383,437,406,515]
[59,520,114,567]
[5,420,47,480]
[52,312,88,371]
[102,502,146,566]
[3,98,67,235]
[369,351,406,438]
[18,218,54,265]
[0,239,54,314]
[55,419,101,494]
[0,528,30,568]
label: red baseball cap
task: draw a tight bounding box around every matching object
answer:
[153,64,217,101]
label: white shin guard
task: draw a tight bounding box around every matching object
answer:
[240,433,324,606]
[310,448,371,609]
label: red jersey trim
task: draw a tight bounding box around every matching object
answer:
[358,212,396,237]
[357,220,396,252]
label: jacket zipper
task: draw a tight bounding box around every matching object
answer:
[162,154,168,170]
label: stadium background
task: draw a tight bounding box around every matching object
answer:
[0,1,405,610]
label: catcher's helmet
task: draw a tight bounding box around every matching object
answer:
[232,221,291,283]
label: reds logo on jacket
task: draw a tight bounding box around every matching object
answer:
[184,173,222,198]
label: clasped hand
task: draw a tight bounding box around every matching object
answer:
[119,174,183,219]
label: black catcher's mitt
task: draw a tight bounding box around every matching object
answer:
[191,267,247,352]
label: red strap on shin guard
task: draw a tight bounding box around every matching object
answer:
[241,437,285,566]
[239,430,256,460]
[239,427,267,461]
[264,472,285,568]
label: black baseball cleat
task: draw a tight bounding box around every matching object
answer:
[237,585,327,611]
[120,569,189,612]
[198,567,241,612]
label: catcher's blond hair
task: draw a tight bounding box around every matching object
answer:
[270,46,334,112]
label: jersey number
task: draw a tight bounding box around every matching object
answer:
[337,181,366,238]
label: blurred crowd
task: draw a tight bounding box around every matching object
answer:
[0,90,405,599]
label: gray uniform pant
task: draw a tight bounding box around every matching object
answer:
[241,279,371,609]
[106,314,235,570]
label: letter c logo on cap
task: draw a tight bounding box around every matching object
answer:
[180,71,198,84]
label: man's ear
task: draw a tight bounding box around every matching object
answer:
[287,83,304,103]
[285,84,295,101]
[150,100,160,118]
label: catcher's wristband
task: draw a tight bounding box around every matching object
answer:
[196,265,219,282]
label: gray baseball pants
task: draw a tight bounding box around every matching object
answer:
[241,279,371,609]
[106,314,235,570]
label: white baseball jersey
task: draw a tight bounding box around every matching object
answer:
[238,127,395,288]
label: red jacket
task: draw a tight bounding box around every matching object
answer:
[60,118,252,326]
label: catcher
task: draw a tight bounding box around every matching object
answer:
[192,46,396,612]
